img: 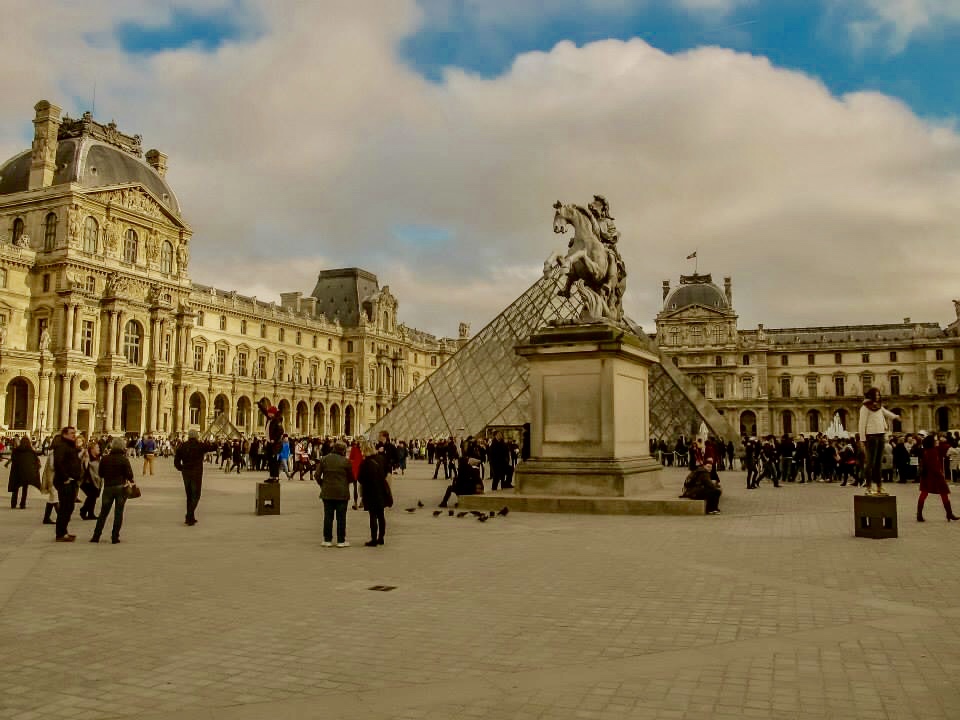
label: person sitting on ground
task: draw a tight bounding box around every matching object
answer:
[680,459,722,514]
[438,452,482,507]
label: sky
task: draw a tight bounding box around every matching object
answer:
[1,0,958,337]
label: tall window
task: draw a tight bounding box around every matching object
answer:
[295,331,301,345]
[834,376,845,397]
[780,354,788,366]
[260,323,266,338]
[890,351,898,362]
[197,310,204,327]
[344,366,354,389]
[294,360,302,382]
[11,218,24,245]
[276,356,285,380]
[862,353,870,363]
[347,340,354,353]
[240,319,247,335]
[123,229,138,263]
[669,328,679,346]
[890,374,900,396]
[714,377,725,399]
[325,365,333,384]
[807,354,815,365]
[807,376,818,397]
[37,318,48,351]
[936,349,944,361]
[431,356,437,367]
[692,375,706,395]
[326,338,331,350]
[193,344,205,371]
[258,354,267,379]
[370,368,376,389]
[780,376,791,398]
[834,353,842,364]
[163,334,171,363]
[713,326,724,344]
[935,371,947,395]
[237,351,248,376]
[81,320,94,357]
[123,321,142,364]
[862,373,874,393]
[161,241,173,272]
[742,354,750,366]
[83,217,98,253]
[85,275,96,293]
[742,376,753,399]
[43,212,57,251]
[219,315,227,331]
[691,326,702,344]
[715,355,723,367]
[278,328,285,342]
[216,348,227,374]
[0,268,7,288]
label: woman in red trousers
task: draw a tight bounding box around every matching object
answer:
[918,434,959,522]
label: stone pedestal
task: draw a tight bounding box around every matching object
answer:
[854,494,897,539]
[255,482,280,515]
[461,324,702,516]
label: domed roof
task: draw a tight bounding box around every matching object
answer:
[0,137,180,214]
[664,276,729,311]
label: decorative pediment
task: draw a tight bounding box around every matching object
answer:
[83,184,188,229]
[660,304,729,321]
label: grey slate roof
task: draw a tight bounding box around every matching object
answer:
[310,268,380,328]
[0,138,180,214]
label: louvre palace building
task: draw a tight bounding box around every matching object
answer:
[0,101,460,438]
[656,273,960,438]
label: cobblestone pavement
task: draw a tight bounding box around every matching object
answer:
[2,458,959,720]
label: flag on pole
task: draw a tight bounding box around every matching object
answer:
[686,251,697,260]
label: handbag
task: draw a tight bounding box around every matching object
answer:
[124,482,142,499]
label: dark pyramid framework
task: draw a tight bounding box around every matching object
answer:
[369,270,735,443]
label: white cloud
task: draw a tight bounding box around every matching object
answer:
[844,0,960,51]
[1,1,958,340]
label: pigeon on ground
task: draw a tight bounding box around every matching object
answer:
[456,511,469,518]
[417,500,424,508]
[405,508,416,513]
[489,511,496,518]
[448,510,455,517]
[469,511,484,518]
[497,507,510,517]
[433,510,442,517]
[477,515,488,522]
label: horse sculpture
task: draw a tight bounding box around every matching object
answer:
[545,200,623,324]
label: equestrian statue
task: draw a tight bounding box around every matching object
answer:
[544,195,627,324]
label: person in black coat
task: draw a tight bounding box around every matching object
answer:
[680,459,722,514]
[358,444,392,546]
[91,437,134,544]
[8,436,40,509]
[174,429,208,526]
[53,427,83,541]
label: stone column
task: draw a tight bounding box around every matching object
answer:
[115,311,125,355]
[113,377,123,433]
[72,306,82,351]
[181,385,189,429]
[146,382,156,433]
[155,383,163,432]
[38,371,49,431]
[58,373,69,428]
[172,384,181,433]
[148,317,157,365]
[63,302,75,351]
[45,374,56,435]
[105,377,115,431]
[68,374,78,427]
[104,310,115,356]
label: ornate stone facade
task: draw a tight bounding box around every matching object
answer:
[656,272,960,437]
[0,101,457,437]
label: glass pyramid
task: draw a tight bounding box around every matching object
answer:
[370,269,732,443]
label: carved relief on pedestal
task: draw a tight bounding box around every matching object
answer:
[102,217,119,256]
[146,229,161,264]
[176,241,189,274]
[67,205,82,248]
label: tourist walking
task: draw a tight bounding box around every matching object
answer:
[8,436,40,509]
[40,434,60,525]
[52,426,82,542]
[91,437,134,544]
[141,433,157,476]
[315,441,353,547]
[78,439,102,521]
[858,388,899,495]
[348,440,363,509]
[358,443,392,546]
[174,429,207,526]
[917,434,958,522]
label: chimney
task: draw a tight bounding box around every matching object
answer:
[145,149,168,177]
[28,100,62,190]
[724,276,732,305]
[662,280,670,301]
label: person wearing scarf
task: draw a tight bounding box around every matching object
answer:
[857,388,900,495]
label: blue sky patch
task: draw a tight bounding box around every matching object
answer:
[402,0,958,121]
[114,3,259,55]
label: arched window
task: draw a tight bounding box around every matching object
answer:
[160,240,173,273]
[123,320,143,364]
[11,218,24,245]
[124,229,138,263]
[43,212,57,251]
[83,217,98,253]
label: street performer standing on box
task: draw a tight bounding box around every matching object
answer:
[258,399,284,483]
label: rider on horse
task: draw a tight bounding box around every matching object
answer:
[587,195,627,316]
